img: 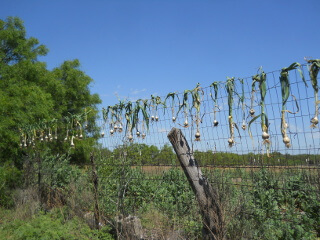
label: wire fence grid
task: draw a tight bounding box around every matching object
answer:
[24,64,320,239]
[89,64,320,239]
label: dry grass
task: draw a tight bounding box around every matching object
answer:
[12,186,40,220]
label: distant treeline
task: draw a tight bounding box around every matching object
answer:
[100,143,320,166]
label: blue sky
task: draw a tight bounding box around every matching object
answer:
[2,1,320,156]
[2,0,320,108]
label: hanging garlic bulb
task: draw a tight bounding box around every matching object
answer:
[101,131,105,137]
[213,120,219,127]
[195,131,201,141]
[311,116,318,128]
[283,136,290,145]
[151,115,155,121]
[228,138,234,147]
[262,131,270,140]
[79,133,83,139]
[70,136,75,147]
[242,120,246,130]
[249,109,255,116]
[142,133,146,139]
[136,131,140,137]
[172,117,176,122]
[110,129,114,135]
[155,116,159,122]
[114,125,118,131]
[23,135,27,147]
[184,119,189,127]
[128,134,133,142]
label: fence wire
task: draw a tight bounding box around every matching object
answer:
[89,64,320,239]
[24,64,320,239]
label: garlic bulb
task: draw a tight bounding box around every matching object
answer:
[311,116,318,128]
[172,117,176,122]
[213,120,219,127]
[249,109,255,116]
[262,131,269,140]
[136,131,140,137]
[142,133,146,139]
[228,138,234,146]
[110,129,114,135]
[155,116,159,121]
[70,136,75,147]
[151,116,155,121]
[283,136,290,144]
[128,134,133,142]
[101,131,105,137]
[195,131,201,141]
[184,120,189,127]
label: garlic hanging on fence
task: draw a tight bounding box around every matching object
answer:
[262,131,269,140]
[242,121,246,130]
[142,133,146,139]
[228,138,234,147]
[311,116,318,128]
[155,116,159,121]
[101,131,105,137]
[136,131,140,137]
[172,117,176,122]
[118,124,123,133]
[128,134,133,142]
[249,109,255,116]
[195,131,201,141]
[283,136,291,147]
[183,117,189,127]
[70,136,75,147]
[213,120,219,127]
[110,129,114,135]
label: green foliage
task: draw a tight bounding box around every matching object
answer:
[0,163,22,207]
[0,208,114,240]
[0,16,101,166]
[40,151,82,189]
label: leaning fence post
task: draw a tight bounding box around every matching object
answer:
[90,153,100,230]
[167,128,225,240]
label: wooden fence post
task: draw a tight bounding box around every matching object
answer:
[90,153,100,230]
[167,128,225,240]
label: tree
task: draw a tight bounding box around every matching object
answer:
[0,17,101,166]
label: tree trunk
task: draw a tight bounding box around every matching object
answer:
[167,128,225,240]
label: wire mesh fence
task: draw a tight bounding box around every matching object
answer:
[22,63,320,239]
[92,63,320,239]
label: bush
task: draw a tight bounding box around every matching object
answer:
[0,208,114,240]
[0,163,22,207]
